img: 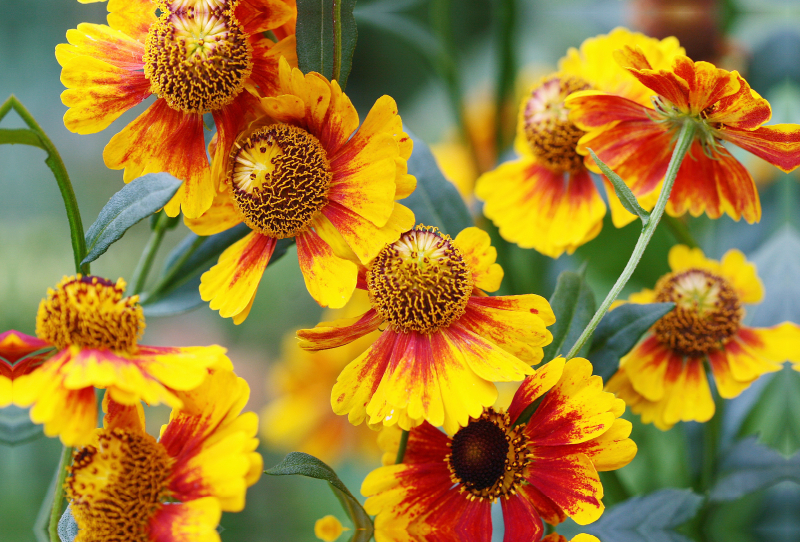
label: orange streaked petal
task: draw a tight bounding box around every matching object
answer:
[707,349,753,399]
[507,357,565,424]
[0,330,50,364]
[710,73,771,129]
[502,493,544,542]
[199,232,276,322]
[566,90,652,129]
[149,497,222,542]
[721,124,800,173]
[296,309,384,351]
[106,0,157,42]
[57,23,144,71]
[247,34,297,98]
[558,418,637,472]
[468,294,556,325]
[453,227,503,293]
[330,95,406,167]
[719,248,764,303]
[236,0,295,34]
[296,229,358,309]
[622,335,673,402]
[102,393,145,432]
[323,201,415,264]
[103,98,214,218]
[211,91,263,184]
[661,358,715,427]
[443,321,535,383]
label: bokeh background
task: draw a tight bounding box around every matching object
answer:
[2,0,799,540]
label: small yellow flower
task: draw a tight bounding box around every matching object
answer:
[314,515,349,542]
[12,275,231,446]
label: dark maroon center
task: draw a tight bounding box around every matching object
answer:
[449,418,509,490]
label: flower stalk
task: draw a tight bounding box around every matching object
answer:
[49,445,74,542]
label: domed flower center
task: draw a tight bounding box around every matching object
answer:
[653,268,743,357]
[67,428,173,542]
[144,2,252,114]
[447,409,529,501]
[228,124,333,238]
[523,75,592,173]
[36,276,144,353]
[367,226,473,334]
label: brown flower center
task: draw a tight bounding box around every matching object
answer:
[144,1,252,114]
[367,226,473,334]
[447,409,529,501]
[67,429,173,542]
[522,74,591,173]
[227,124,333,238]
[36,276,144,353]
[653,268,743,357]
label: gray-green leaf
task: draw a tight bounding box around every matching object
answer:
[710,437,800,502]
[82,173,182,265]
[266,452,373,542]
[542,270,596,361]
[589,148,650,225]
[296,0,358,88]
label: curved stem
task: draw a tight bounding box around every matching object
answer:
[0,96,87,274]
[395,429,410,464]
[48,445,74,542]
[566,121,696,359]
[130,212,170,296]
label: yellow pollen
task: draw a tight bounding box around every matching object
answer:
[523,74,592,173]
[35,275,144,353]
[228,124,333,239]
[653,268,743,357]
[367,226,473,334]
[446,409,529,502]
[144,1,252,114]
[67,428,173,542]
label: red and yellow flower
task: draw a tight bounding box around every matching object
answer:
[66,369,261,542]
[0,330,52,407]
[260,291,382,464]
[606,245,800,430]
[58,0,297,217]
[475,28,684,257]
[361,357,636,541]
[187,58,416,321]
[12,275,231,446]
[566,47,800,224]
[297,225,555,433]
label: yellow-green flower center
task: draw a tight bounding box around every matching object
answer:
[228,124,333,239]
[653,268,743,357]
[523,74,591,173]
[67,428,173,542]
[650,97,723,156]
[143,1,252,114]
[367,226,473,334]
[36,276,144,353]
[447,409,529,501]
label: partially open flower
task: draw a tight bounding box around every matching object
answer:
[12,275,231,446]
[66,369,261,542]
[362,358,636,541]
[298,225,555,433]
[606,245,800,429]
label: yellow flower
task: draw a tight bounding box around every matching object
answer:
[606,245,800,430]
[475,28,684,257]
[187,58,416,321]
[12,275,231,446]
[58,0,296,218]
[297,225,555,433]
[260,291,382,464]
[314,515,349,542]
[66,369,261,542]
[362,358,635,540]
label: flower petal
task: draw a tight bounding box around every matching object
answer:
[296,309,384,351]
[507,357,565,424]
[183,189,243,236]
[296,229,358,309]
[501,493,544,542]
[453,227,503,292]
[720,124,800,173]
[149,498,222,542]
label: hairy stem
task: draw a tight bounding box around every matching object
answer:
[566,121,697,359]
[395,430,410,464]
[49,445,74,542]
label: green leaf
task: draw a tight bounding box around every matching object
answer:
[588,302,674,382]
[738,366,800,455]
[82,173,182,265]
[401,128,473,236]
[710,437,800,502]
[589,148,650,225]
[563,488,704,542]
[266,452,373,542]
[0,406,43,446]
[141,275,203,317]
[296,0,358,87]
[542,270,596,361]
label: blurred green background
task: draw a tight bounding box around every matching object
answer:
[2,0,800,541]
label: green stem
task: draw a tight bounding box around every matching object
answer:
[332,0,343,82]
[395,430,410,464]
[663,215,699,248]
[493,0,516,153]
[566,121,697,359]
[0,96,87,274]
[130,212,170,296]
[49,445,74,542]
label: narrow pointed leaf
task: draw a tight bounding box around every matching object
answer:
[402,128,473,236]
[82,173,182,265]
[266,452,374,541]
[589,148,650,225]
[589,302,674,382]
[542,270,596,361]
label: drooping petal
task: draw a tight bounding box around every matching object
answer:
[718,248,764,303]
[199,232,276,322]
[0,330,50,364]
[660,357,715,427]
[720,124,800,173]
[149,498,222,542]
[443,321,535,384]
[622,335,675,402]
[102,393,145,433]
[323,201,415,264]
[453,227,503,293]
[501,493,544,542]
[247,34,298,98]
[296,309,384,351]
[295,229,358,309]
[183,189,243,236]
[235,0,295,35]
[106,0,157,42]
[557,418,638,472]
[507,357,565,424]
